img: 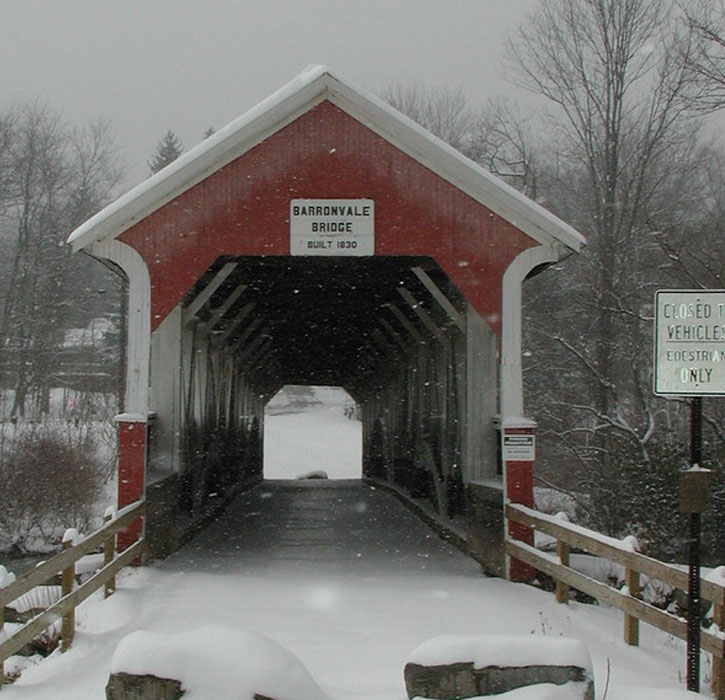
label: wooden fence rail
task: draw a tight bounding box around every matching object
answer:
[0,500,145,689]
[505,502,725,699]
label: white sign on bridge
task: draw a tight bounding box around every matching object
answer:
[654,289,725,396]
[290,199,374,256]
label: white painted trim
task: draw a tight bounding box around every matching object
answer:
[90,239,151,417]
[500,245,558,581]
[326,77,586,253]
[114,413,148,424]
[502,416,537,429]
[500,245,559,421]
[68,67,585,256]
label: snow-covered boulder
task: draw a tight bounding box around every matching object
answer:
[404,634,594,700]
[106,626,327,700]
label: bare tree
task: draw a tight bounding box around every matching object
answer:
[382,83,474,153]
[468,98,541,199]
[505,0,720,539]
[646,140,725,289]
[383,84,543,199]
[0,104,123,417]
[681,0,725,112]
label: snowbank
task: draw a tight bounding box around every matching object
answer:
[407,634,592,672]
[110,626,328,700]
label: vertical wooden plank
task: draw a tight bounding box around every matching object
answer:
[463,305,498,482]
[713,602,724,699]
[556,540,570,605]
[624,567,640,646]
[60,540,75,652]
[149,306,183,473]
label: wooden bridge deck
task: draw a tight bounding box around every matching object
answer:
[170,480,481,576]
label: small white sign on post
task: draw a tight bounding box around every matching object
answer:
[654,289,725,396]
[290,199,374,256]
[503,434,535,461]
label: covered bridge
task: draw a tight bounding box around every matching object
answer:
[68,66,584,578]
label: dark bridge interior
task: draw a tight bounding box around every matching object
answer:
[183,255,467,402]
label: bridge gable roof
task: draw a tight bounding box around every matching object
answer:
[68,65,584,256]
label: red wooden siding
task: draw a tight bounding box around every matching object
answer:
[119,101,537,333]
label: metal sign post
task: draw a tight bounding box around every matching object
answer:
[685,397,704,693]
[654,289,724,693]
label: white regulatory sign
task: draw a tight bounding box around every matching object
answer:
[290,199,374,256]
[503,434,535,461]
[654,289,725,396]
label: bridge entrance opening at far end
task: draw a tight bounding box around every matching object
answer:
[263,385,362,480]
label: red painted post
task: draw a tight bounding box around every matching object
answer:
[115,415,147,553]
[503,420,536,582]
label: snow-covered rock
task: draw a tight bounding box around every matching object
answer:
[108,626,327,700]
[404,634,593,700]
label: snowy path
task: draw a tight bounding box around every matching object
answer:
[4,481,705,699]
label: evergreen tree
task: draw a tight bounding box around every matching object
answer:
[148,129,183,174]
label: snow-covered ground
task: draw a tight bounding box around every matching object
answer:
[264,387,361,480]
[2,399,710,699]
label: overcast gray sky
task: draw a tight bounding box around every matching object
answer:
[2,1,537,184]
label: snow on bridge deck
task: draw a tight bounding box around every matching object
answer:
[4,481,703,699]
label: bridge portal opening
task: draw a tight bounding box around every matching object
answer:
[148,253,488,514]
[263,385,361,480]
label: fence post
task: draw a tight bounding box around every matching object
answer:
[104,511,116,598]
[624,566,640,646]
[714,600,724,700]
[60,538,75,652]
[556,539,570,605]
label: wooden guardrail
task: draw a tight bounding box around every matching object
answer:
[0,500,145,689]
[505,502,725,699]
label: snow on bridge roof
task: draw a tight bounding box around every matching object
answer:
[68,65,586,255]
